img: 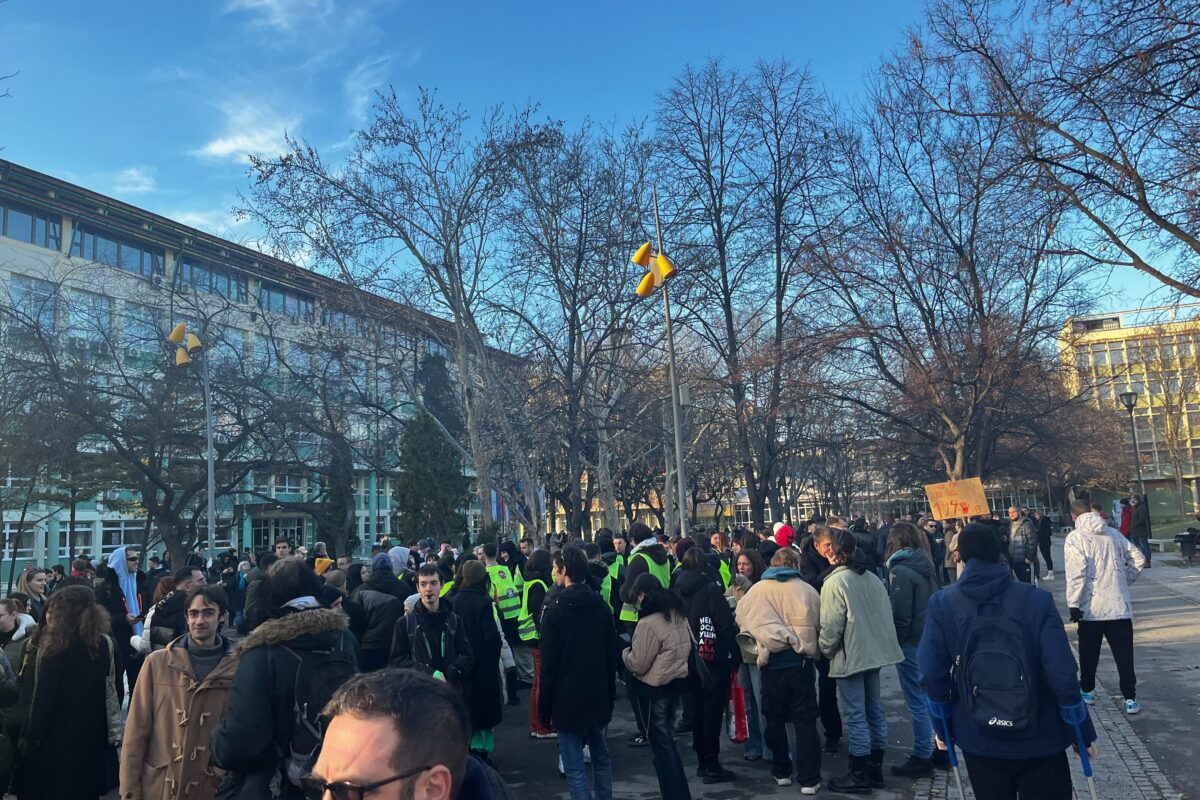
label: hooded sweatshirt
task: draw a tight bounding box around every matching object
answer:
[886,548,939,647]
[1064,511,1146,621]
[918,559,1096,759]
[618,542,670,606]
[109,545,144,635]
[388,546,412,578]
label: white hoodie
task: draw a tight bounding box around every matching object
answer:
[1065,511,1146,621]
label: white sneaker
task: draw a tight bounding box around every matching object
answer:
[1125,699,1142,715]
[800,782,822,795]
[1046,570,1055,580]
[774,775,794,786]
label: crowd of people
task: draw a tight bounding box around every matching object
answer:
[0,497,1148,800]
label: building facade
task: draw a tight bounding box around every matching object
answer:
[0,158,474,573]
[1064,304,1200,519]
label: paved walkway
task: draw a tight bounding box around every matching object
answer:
[493,541,1192,798]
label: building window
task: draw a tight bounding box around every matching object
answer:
[177,258,249,302]
[277,474,305,494]
[259,282,314,321]
[8,275,57,332]
[122,302,160,354]
[67,290,112,346]
[322,308,362,335]
[1,199,61,250]
[71,223,165,278]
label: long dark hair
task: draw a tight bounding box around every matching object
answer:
[33,585,111,660]
[885,521,932,561]
[631,573,683,620]
[735,549,766,583]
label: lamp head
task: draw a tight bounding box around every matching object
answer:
[631,242,653,267]
[168,322,187,344]
[174,347,192,367]
[1118,390,1137,412]
[185,333,204,355]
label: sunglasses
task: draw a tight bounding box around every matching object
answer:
[300,766,431,800]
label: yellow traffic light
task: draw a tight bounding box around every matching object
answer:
[175,347,192,367]
[185,333,204,355]
[168,322,187,344]
[631,241,653,267]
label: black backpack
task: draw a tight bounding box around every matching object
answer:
[279,644,357,786]
[949,587,1038,737]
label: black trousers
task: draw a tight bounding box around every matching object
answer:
[1012,561,1033,584]
[816,657,843,742]
[690,670,732,769]
[761,661,822,786]
[1078,618,1136,700]
[1038,536,1054,571]
[963,751,1072,800]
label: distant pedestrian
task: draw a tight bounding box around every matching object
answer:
[1129,494,1153,565]
[1034,510,1055,579]
[1065,501,1146,714]
[451,560,506,764]
[725,548,769,762]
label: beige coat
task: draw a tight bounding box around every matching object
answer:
[119,636,238,800]
[734,571,821,667]
[622,610,691,687]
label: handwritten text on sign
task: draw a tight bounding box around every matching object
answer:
[924,477,990,521]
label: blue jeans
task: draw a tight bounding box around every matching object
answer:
[895,644,933,759]
[739,664,772,760]
[558,725,613,800]
[836,668,888,757]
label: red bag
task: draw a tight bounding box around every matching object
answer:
[728,667,749,743]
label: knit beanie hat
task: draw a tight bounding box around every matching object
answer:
[957,523,1001,563]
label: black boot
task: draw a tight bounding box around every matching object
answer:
[827,754,872,795]
[505,668,520,706]
[699,760,736,784]
[930,749,950,771]
[868,749,886,788]
[891,755,933,777]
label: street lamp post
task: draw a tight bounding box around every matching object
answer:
[169,323,216,559]
[632,186,689,538]
[1118,390,1145,497]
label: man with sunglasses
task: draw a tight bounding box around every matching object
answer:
[121,584,238,800]
[306,669,512,800]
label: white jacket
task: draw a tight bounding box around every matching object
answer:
[1064,512,1146,621]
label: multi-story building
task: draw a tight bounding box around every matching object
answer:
[1064,304,1200,518]
[0,158,472,572]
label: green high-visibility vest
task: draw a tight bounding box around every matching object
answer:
[619,551,670,623]
[439,580,455,598]
[488,564,521,620]
[607,554,625,581]
[718,559,731,590]
[516,578,548,642]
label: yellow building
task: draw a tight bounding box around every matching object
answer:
[1064,304,1200,516]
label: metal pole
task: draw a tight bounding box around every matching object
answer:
[652,185,689,538]
[202,349,217,561]
[1128,409,1146,497]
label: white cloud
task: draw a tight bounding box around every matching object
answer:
[345,56,392,125]
[172,207,249,238]
[191,100,299,163]
[224,0,334,32]
[113,167,157,195]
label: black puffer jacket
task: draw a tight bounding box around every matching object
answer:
[210,608,358,800]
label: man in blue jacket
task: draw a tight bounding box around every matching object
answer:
[918,524,1096,800]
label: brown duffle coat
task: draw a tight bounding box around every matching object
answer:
[118,635,238,800]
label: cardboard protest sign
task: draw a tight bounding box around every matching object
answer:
[924,477,990,521]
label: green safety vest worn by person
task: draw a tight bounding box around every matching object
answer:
[619,551,671,623]
[516,578,548,642]
[607,553,625,582]
[488,563,521,620]
[439,580,455,598]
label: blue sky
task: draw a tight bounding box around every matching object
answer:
[0,0,1167,309]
